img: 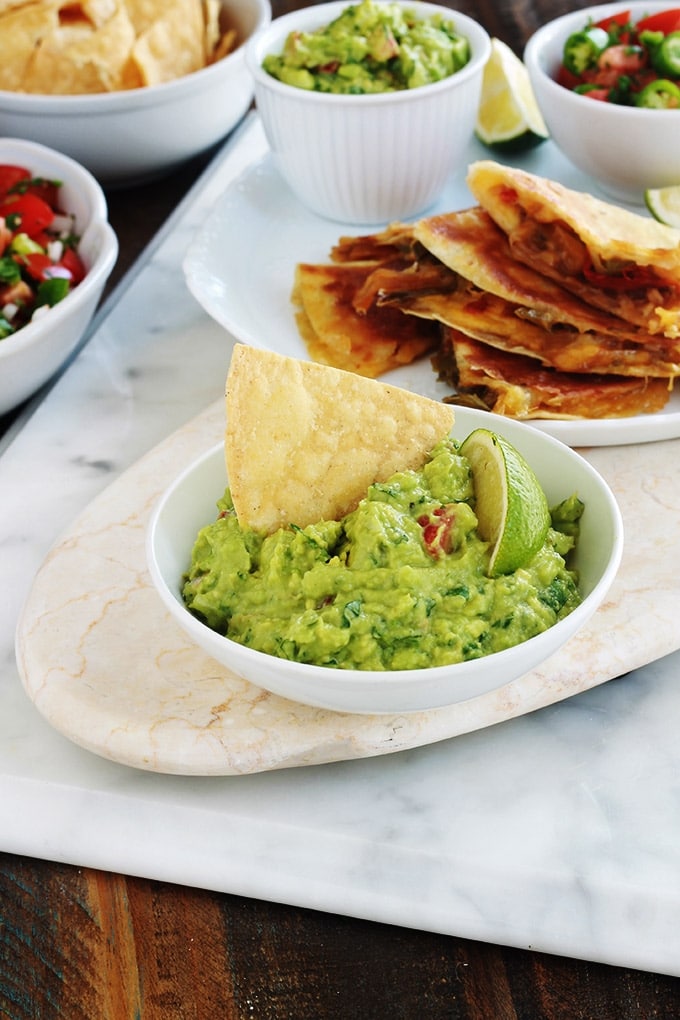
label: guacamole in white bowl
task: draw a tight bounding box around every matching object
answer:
[148,410,622,714]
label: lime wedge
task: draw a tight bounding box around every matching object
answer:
[460,428,551,577]
[645,185,680,228]
[475,37,549,152]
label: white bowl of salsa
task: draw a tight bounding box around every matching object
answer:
[245,0,491,224]
[147,406,623,715]
[0,137,117,416]
[525,2,680,203]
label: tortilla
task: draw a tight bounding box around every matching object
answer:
[436,330,672,420]
[467,160,680,336]
[225,344,456,534]
[292,261,439,378]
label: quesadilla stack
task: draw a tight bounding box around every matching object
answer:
[291,160,680,420]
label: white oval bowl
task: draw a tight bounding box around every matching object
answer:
[525,2,680,203]
[245,1,491,223]
[0,137,118,415]
[147,406,623,715]
[0,0,271,186]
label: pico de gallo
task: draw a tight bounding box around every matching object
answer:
[557,7,680,107]
[0,164,86,341]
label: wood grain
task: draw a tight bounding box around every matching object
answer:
[2,855,680,1018]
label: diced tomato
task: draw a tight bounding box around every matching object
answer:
[498,184,518,205]
[30,230,52,248]
[597,43,648,73]
[636,8,680,34]
[0,192,54,237]
[0,218,11,255]
[556,64,583,89]
[21,178,61,209]
[20,252,57,281]
[418,506,457,558]
[590,66,624,87]
[59,246,86,284]
[583,263,661,290]
[582,87,613,101]
[0,165,30,201]
[593,9,631,32]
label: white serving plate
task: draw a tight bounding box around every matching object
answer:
[183,147,680,448]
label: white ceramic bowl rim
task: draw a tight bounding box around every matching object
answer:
[246,0,491,105]
[524,0,680,118]
[0,0,270,112]
[0,137,117,362]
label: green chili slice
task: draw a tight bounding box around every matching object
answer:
[652,30,680,76]
[635,78,680,107]
[562,26,610,75]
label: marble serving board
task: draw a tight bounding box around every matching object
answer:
[14,396,680,776]
[4,115,680,978]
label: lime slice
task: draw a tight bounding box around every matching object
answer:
[645,185,680,228]
[460,428,551,576]
[475,37,549,152]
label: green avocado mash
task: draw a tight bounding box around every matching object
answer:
[182,438,583,672]
[262,0,471,94]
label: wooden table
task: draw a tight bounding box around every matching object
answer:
[3,1,680,1015]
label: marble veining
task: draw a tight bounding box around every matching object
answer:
[2,115,680,978]
[14,394,680,777]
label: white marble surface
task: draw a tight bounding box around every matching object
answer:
[3,114,680,977]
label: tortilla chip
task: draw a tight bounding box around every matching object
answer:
[210,26,237,62]
[80,0,118,28]
[203,0,220,57]
[0,0,222,94]
[130,0,205,85]
[22,2,136,93]
[0,1,60,91]
[225,344,456,534]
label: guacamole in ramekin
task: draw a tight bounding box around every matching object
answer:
[183,438,582,672]
[262,0,471,94]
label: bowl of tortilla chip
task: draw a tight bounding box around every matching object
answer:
[0,138,118,415]
[0,0,271,185]
[245,0,491,224]
[525,2,680,203]
[146,345,623,715]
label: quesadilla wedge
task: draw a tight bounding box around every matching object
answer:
[436,330,672,420]
[330,221,418,264]
[467,160,680,337]
[292,260,439,377]
[391,284,680,378]
[414,206,666,344]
